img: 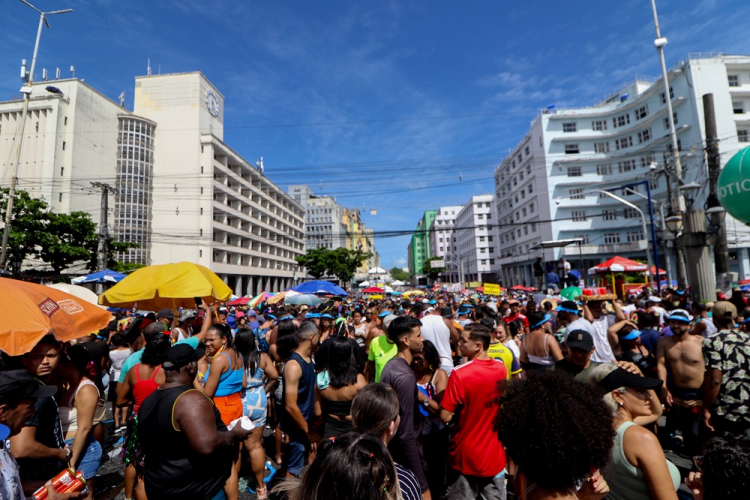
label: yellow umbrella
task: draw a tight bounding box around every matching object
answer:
[267,290,299,305]
[0,278,112,356]
[99,262,232,310]
[403,290,425,298]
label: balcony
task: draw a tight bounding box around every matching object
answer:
[561,240,647,256]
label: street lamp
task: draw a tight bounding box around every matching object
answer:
[665,213,683,235]
[0,1,73,268]
[679,182,702,206]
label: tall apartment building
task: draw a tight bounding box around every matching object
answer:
[1,72,306,294]
[342,208,380,274]
[454,195,495,284]
[408,210,437,283]
[427,205,463,281]
[493,53,750,286]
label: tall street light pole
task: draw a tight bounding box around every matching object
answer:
[0,1,72,268]
[649,0,687,287]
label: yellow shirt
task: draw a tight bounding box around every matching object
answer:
[487,341,522,379]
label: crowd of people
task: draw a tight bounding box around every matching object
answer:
[2,284,750,499]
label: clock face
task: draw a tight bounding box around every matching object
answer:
[206,89,220,117]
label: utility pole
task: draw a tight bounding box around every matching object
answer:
[91,182,114,294]
[650,0,688,288]
[703,93,730,291]
[0,1,73,269]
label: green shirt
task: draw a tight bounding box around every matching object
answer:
[368,335,398,382]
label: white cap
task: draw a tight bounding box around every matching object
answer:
[647,296,662,302]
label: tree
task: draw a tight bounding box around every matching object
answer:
[422,256,446,281]
[296,247,372,283]
[39,212,97,274]
[0,188,50,266]
[295,247,330,279]
[328,247,372,284]
[390,267,410,281]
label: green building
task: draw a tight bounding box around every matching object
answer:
[408,210,437,282]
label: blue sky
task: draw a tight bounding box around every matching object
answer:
[3,0,750,270]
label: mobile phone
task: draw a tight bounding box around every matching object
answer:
[195,297,203,307]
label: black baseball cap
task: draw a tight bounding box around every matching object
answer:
[0,369,57,405]
[597,368,663,393]
[163,344,205,371]
[156,309,175,320]
[566,329,594,351]
[440,307,454,318]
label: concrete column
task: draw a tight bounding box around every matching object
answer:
[235,276,243,297]
[682,209,715,303]
[255,278,262,296]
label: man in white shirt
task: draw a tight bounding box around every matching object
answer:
[646,296,668,326]
[583,300,626,364]
[420,308,458,374]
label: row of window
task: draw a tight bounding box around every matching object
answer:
[568,155,661,177]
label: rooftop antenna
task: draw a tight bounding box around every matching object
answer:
[42,68,47,81]
[459,171,463,182]
[147,59,151,76]
[118,91,125,107]
[256,157,264,175]
[70,65,74,78]
[55,67,60,79]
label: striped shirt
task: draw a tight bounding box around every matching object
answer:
[396,463,422,500]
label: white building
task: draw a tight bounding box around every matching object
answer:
[303,194,346,250]
[427,205,463,281]
[0,72,305,293]
[494,53,750,286]
[453,194,495,284]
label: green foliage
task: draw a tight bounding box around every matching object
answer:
[422,256,445,281]
[296,247,372,283]
[0,188,50,266]
[40,211,98,274]
[389,267,410,281]
[88,239,143,273]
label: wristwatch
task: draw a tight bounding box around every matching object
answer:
[421,398,430,408]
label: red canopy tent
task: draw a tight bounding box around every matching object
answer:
[739,278,750,285]
[362,287,385,294]
[510,285,527,291]
[474,286,485,293]
[589,256,648,274]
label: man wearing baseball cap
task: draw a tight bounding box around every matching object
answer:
[656,308,703,453]
[556,329,596,382]
[703,300,750,436]
[0,369,78,500]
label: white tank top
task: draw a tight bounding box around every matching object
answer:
[59,379,99,433]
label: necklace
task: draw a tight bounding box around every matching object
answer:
[210,345,225,360]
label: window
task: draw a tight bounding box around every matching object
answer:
[565,144,580,154]
[613,114,630,128]
[570,188,584,199]
[572,210,587,221]
[734,101,745,114]
[604,233,621,244]
[616,136,633,150]
[490,259,495,265]
[479,236,485,241]
[522,207,527,216]
[729,75,740,87]
[525,146,530,156]
[592,120,608,131]
[563,122,577,132]
[594,142,610,153]
[574,234,590,245]
[650,177,660,189]
[623,208,639,219]
[640,153,655,169]
[62,141,66,150]
[637,129,652,143]
[64,117,68,125]
[530,203,535,212]
[626,231,644,242]
[518,154,523,163]
[663,112,678,129]
[567,166,582,177]
[524,226,529,235]
[635,105,649,120]
[618,160,636,173]
[603,209,617,221]
[597,164,613,175]
[58,193,62,202]
[660,86,674,104]
[527,183,534,194]
[739,130,749,143]
[60,167,64,176]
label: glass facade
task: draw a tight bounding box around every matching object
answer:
[115,116,155,265]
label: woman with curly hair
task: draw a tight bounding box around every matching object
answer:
[493,370,612,500]
[589,363,679,500]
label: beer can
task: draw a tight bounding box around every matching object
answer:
[31,467,76,500]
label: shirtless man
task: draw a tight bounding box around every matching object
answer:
[365,309,388,354]
[656,309,704,453]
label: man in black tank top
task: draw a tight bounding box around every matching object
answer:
[138,344,252,500]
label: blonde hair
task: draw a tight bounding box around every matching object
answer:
[588,363,627,415]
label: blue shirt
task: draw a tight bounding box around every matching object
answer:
[547,272,560,284]
[118,336,201,383]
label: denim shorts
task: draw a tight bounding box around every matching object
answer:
[64,434,102,480]
[286,431,309,477]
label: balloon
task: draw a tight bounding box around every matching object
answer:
[560,286,582,301]
[718,147,750,224]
